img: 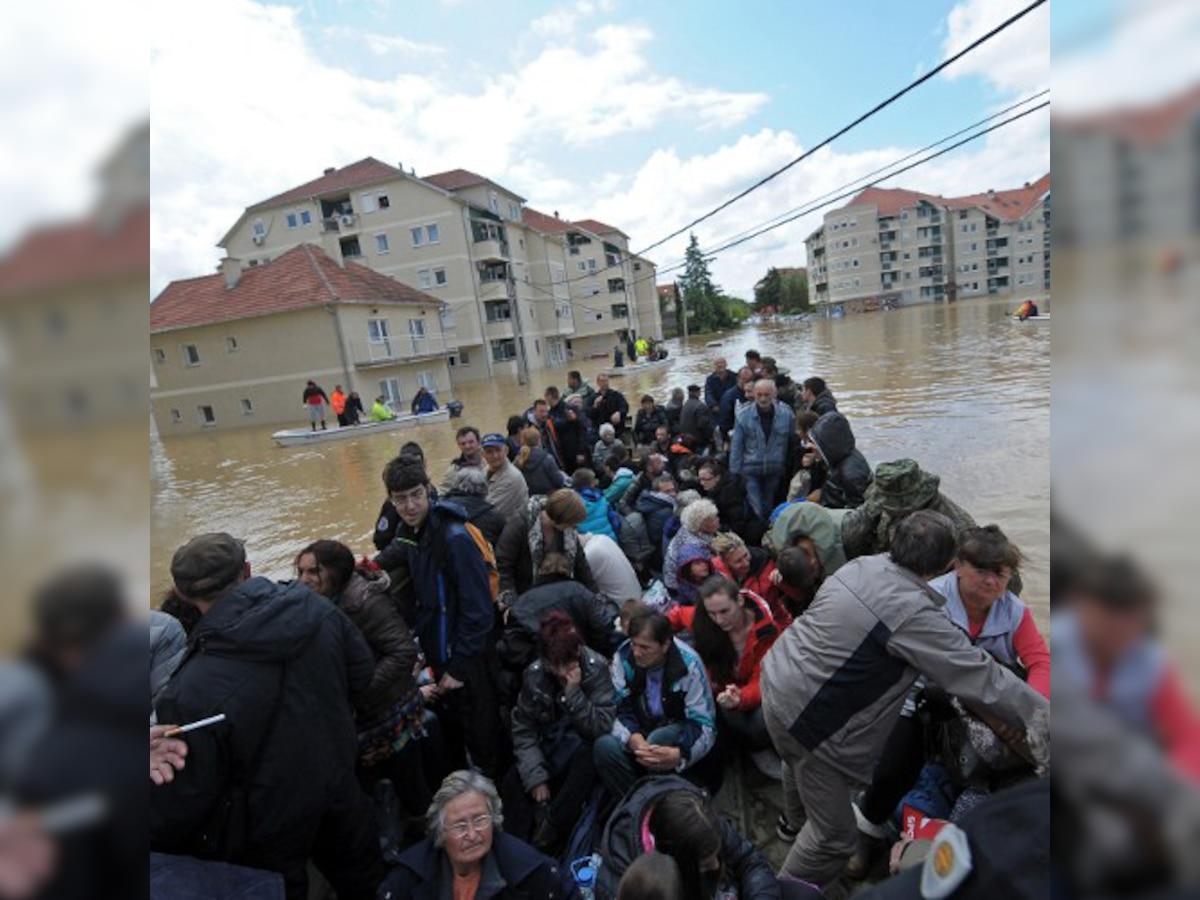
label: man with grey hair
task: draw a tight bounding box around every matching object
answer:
[441,464,506,546]
[730,378,795,518]
[761,511,1049,893]
[379,770,574,899]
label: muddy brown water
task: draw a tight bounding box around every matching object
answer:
[151,297,1049,627]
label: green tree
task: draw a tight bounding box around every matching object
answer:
[779,270,810,313]
[678,233,729,333]
[754,267,782,312]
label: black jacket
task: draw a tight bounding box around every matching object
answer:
[380,831,579,900]
[677,397,713,446]
[517,447,565,497]
[497,578,622,672]
[19,627,147,900]
[633,406,667,446]
[633,491,675,566]
[705,370,738,412]
[809,411,871,510]
[591,388,629,434]
[808,389,838,417]
[594,776,779,900]
[151,578,373,876]
[703,471,766,546]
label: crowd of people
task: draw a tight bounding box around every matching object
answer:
[137,349,1066,900]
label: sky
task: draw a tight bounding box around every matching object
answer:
[138,0,1063,299]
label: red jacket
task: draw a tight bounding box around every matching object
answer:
[668,590,791,711]
[713,551,790,622]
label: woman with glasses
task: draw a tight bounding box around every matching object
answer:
[379,770,579,900]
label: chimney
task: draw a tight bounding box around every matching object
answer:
[553,210,560,219]
[324,166,336,176]
[220,257,243,289]
[1024,181,1031,188]
[397,162,403,172]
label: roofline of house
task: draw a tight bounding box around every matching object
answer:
[150,294,441,336]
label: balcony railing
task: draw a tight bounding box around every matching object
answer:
[351,334,459,367]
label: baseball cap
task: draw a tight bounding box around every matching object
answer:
[171,533,247,597]
[480,433,507,448]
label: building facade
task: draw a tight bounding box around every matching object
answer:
[806,174,1049,314]
[149,244,453,434]
[215,160,661,384]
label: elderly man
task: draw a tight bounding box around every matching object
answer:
[151,534,381,900]
[761,511,1049,893]
[718,367,756,440]
[704,357,738,416]
[481,432,529,519]
[730,379,795,519]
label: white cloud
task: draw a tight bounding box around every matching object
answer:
[941,0,1049,95]
[322,26,445,57]
[150,0,768,294]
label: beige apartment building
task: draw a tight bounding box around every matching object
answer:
[149,244,452,434]
[215,159,661,383]
[806,174,1049,314]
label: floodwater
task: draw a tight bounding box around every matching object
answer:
[151,297,1049,626]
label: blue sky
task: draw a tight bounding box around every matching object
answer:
[149,0,1051,296]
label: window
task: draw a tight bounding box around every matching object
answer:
[286,212,299,228]
[606,252,620,267]
[508,202,520,221]
[485,300,512,322]
[489,192,500,214]
[550,262,566,285]
[252,219,266,237]
[607,278,625,293]
[375,233,390,254]
[183,344,201,366]
[433,267,447,287]
[417,269,433,290]
[479,262,507,283]
[408,319,426,341]
[491,338,517,362]
[418,371,439,392]
[169,408,182,424]
[426,224,439,244]
[367,318,393,355]
[378,194,390,209]
[901,211,909,221]
[610,304,629,318]
[472,221,505,243]
[556,302,572,318]
[577,259,596,272]
[300,210,311,226]
[360,193,378,214]
[379,377,404,408]
[448,349,471,367]
[198,405,216,426]
[225,336,239,353]
[153,347,166,364]
[241,398,254,415]
[411,227,425,248]
[440,306,457,329]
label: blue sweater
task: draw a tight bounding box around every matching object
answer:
[577,487,621,540]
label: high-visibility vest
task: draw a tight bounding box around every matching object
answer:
[331,391,347,414]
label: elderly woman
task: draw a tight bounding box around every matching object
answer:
[502,611,615,857]
[593,422,621,473]
[662,498,720,593]
[442,466,507,546]
[295,540,430,818]
[379,770,579,900]
[496,489,598,611]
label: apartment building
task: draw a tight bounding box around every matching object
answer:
[806,174,1049,314]
[214,159,661,383]
[149,244,452,434]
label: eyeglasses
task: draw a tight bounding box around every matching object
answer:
[446,814,493,839]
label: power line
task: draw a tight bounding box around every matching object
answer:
[635,0,1048,258]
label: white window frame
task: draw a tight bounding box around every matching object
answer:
[286,212,299,229]
[241,398,254,415]
[169,408,182,424]
[183,344,201,367]
[197,404,216,426]
[153,347,166,364]
[488,191,500,214]
[508,201,520,221]
[417,268,433,290]
[440,306,457,329]
[418,371,439,392]
[491,338,516,362]
[252,219,266,237]
[426,223,440,244]
[225,336,238,353]
[375,233,390,254]
[433,267,447,287]
[360,193,379,214]
[379,377,404,409]
[301,209,312,226]
[410,227,425,248]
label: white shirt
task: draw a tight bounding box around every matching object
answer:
[580,533,643,603]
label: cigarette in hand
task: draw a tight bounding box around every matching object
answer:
[163,713,226,736]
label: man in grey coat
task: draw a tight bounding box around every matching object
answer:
[761,511,1048,892]
[482,432,530,519]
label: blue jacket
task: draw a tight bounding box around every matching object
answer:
[718,383,747,435]
[380,831,579,900]
[705,369,738,411]
[410,391,439,414]
[730,401,794,478]
[577,486,621,540]
[374,501,494,681]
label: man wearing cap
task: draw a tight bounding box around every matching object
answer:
[677,384,714,452]
[761,512,1047,894]
[841,459,977,560]
[151,534,382,900]
[482,431,529,519]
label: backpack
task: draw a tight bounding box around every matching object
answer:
[462,520,500,603]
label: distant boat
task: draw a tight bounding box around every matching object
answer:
[602,357,675,377]
[1011,314,1050,322]
[272,408,451,447]
[705,340,724,347]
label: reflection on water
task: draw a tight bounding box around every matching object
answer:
[152,297,1049,622]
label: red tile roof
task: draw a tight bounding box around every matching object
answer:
[657,284,677,299]
[522,207,572,235]
[421,169,527,202]
[0,205,149,301]
[150,244,438,333]
[247,158,404,213]
[1058,84,1200,146]
[840,173,1049,222]
[572,219,626,237]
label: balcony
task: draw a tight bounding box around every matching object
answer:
[351,334,459,367]
[479,279,509,302]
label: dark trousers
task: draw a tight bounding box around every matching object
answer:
[434,655,510,781]
[358,737,433,819]
[500,741,597,842]
[859,714,926,826]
